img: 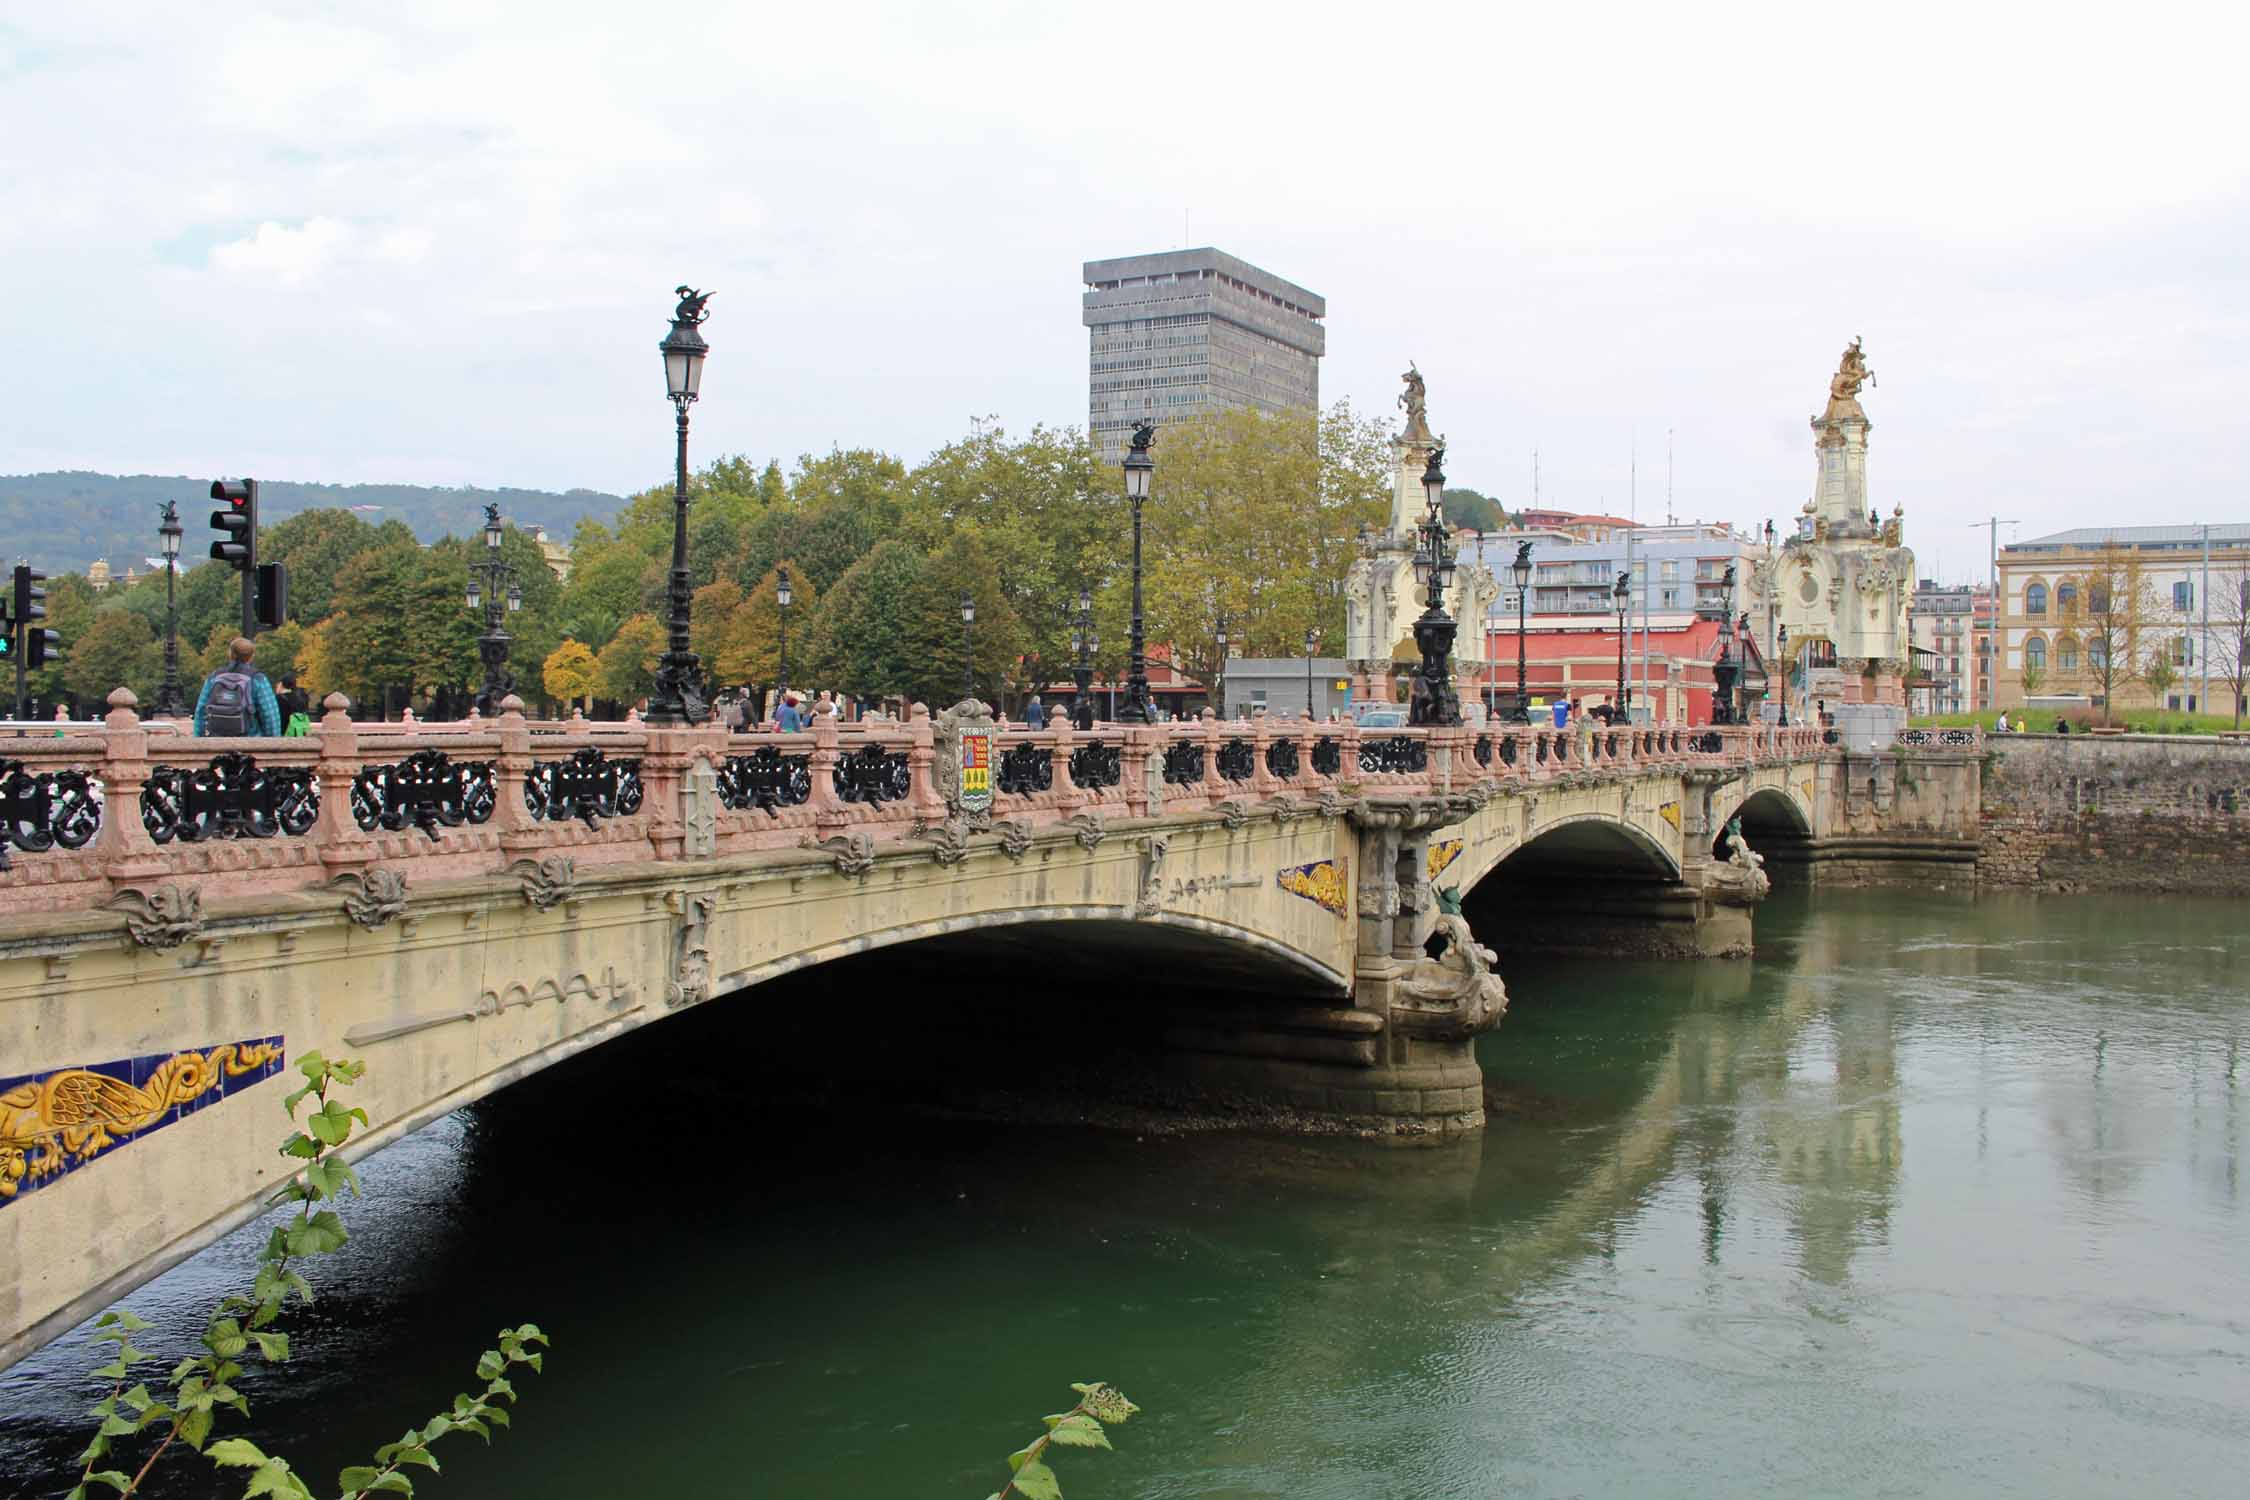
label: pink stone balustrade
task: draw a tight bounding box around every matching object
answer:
[0,691,1830,920]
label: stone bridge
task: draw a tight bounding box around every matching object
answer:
[0,693,1979,1368]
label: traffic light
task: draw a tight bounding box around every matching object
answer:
[12,565,56,667]
[210,478,258,573]
[254,562,289,630]
[0,590,11,659]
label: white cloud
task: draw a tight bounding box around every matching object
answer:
[210,217,352,282]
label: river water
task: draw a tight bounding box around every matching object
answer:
[4,885,2245,1497]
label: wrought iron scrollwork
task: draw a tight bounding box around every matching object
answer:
[1498,735,1517,766]
[1216,737,1255,782]
[997,743,1053,796]
[1311,737,1341,777]
[1821,729,1840,747]
[524,748,644,826]
[1692,731,1725,754]
[1473,735,1493,768]
[143,752,318,844]
[350,750,496,839]
[0,759,102,852]
[1161,741,1205,785]
[1069,741,1122,789]
[1265,738,1300,779]
[717,746,811,812]
[832,744,910,804]
[1358,736,1427,775]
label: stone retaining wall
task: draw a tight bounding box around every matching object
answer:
[1978,734,2250,893]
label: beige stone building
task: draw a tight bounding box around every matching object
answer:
[1992,524,2250,715]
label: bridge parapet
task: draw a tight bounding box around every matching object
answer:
[0,689,1828,922]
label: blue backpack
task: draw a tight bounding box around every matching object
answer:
[203,669,255,736]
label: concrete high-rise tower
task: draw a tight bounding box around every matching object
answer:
[1081,248,1325,460]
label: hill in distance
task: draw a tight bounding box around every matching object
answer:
[0,472,628,574]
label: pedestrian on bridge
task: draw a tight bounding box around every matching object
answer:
[1024,694,1045,729]
[193,638,282,738]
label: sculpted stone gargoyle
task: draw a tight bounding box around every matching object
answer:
[1391,887,1508,1040]
[1701,817,1772,905]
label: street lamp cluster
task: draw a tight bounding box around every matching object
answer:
[646,286,713,725]
[1406,445,1462,726]
[154,501,186,717]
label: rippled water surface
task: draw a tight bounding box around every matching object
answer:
[5,886,2245,1497]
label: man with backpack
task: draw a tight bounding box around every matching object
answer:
[193,638,283,738]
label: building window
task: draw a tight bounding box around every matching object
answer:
[2025,583,2048,615]
[2026,638,2047,672]
[2089,585,2110,613]
[2175,581,2194,611]
[2057,641,2079,672]
[2089,639,2108,669]
[2056,584,2077,613]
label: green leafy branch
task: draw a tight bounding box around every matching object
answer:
[65,1052,548,1500]
[987,1383,1139,1500]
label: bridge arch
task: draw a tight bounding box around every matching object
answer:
[1713,784,1813,862]
[1469,813,1683,891]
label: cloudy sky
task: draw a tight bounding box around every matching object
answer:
[3,2,2243,580]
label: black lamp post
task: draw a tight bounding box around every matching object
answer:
[647,285,712,724]
[1407,444,1462,726]
[1071,588,1096,729]
[1213,615,1228,717]
[1613,569,1631,724]
[1118,422,1155,723]
[1776,623,1791,726]
[1304,625,1319,718]
[775,565,792,704]
[1508,541,1534,724]
[465,503,522,717]
[154,501,186,716]
[960,590,976,705]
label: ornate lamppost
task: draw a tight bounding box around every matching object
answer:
[647,285,712,724]
[1613,569,1631,724]
[1304,625,1319,718]
[154,501,186,716]
[775,565,793,705]
[1213,615,1228,717]
[1071,588,1097,729]
[960,590,975,704]
[465,503,522,717]
[1118,422,1156,723]
[1407,444,1462,726]
[1508,541,1534,723]
[1776,623,1791,726]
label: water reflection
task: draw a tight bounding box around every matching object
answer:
[1,888,2244,1499]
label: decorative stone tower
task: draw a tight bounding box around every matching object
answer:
[1758,339,1914,732]
[1343,366,1501,707]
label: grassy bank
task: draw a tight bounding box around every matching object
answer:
[1910,708,2247,735]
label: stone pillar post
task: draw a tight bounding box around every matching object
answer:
[308,692,376,878]
[1048,713,1082,811]
[1250,711,1278,797]
[1294,717,1319,792]
[493,694,542,860]
[807,710,847,836]
[93,689,164,888]
[1200,708,1224,806]
[1123,726,1156,819]
[905,704,945,826]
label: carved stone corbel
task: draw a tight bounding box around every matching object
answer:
[510,854,578,911]
[1267,794,1305,824]
[996,820,1034,861]
[329,868,409,930]
[1317,789,1354,820]
[925,820,973,867]
[1216,798,1253,830]
[667,892,715,1008]
[1067,812,1106,850]
[107,884,205,950]
[1135,837,1168,918]
[807,832,876,879]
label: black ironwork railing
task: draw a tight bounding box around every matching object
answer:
[1265,738,1300,779]
[832,744,910,804]
[997,743,1053,796]
[351,750,495,839]
[1311,737,1342,777]
[1499,736,1517,766]
[524,748,644,826]
[1691,731,1725,754]
[1473,735,1493,768]
[1070,741,1122,790]
[1358,736,1427,774]
[1216,737,1255,782]
[143,752,319,844]
[0,759,102,853]
[1161,740,1205,785]
[717,746,811,812]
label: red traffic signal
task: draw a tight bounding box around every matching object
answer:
[209,478,258,571]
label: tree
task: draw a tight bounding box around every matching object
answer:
[27,573,98,706]
[542,639,599,710]
[2062,543,2160,724]
[295,617,344,705]
[900,421,1117,707]
[1442,487,1507,531]
[713,561,815,689]
[1134,401,1392,702]
[797,540,934,703]
[595,613,665,706]
[2210,560,2250,728]
[2140,642,2180,707]
[690,578,743,665]
[261,508,384,623]
[61,610,158,708]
